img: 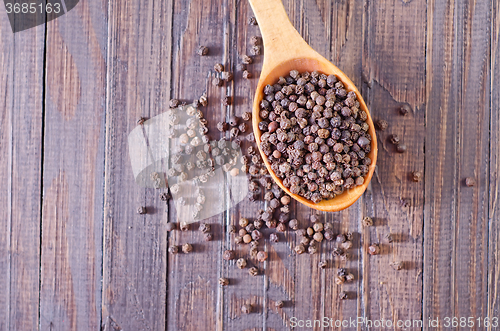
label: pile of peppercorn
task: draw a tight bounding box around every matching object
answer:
[257,70,373,203]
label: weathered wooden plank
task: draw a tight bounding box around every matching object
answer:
[361,0,427,327]
[424,0,491,327]
[102,0,173,329]
[489,0,500,324]
[165,1,229,330]
[38,1,108,329]
[0,8,45,331]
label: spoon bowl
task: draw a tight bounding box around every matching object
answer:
[249,0,377,212]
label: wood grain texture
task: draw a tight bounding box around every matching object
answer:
[165,0,228,330]
[424,0,492,328]
[0,7,45,331]
[39,0,108,329]
[362,0,426,327]
[489,0,500,323]
[102,0,173,329]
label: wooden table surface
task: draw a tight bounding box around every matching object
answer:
[1,0,499,330]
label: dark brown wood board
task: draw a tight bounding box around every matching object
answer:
[424,0,492,329]
[0,9,45,331]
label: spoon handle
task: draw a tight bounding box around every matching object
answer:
[248,0,312,63]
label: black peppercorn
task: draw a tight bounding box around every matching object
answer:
[168,245,179,254]
[214,63,224,72]
[223,250,236,260]
[465,177,476,187]
[137,206,146,214]
[400,104,411,116]
[396,144,407,153]
[197,45,209,56]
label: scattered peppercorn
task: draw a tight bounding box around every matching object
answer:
[223,250,236,260]
[137,117,146,125]
[214,63,224,72]
[212,77,223,87]
[465,177,476,187]
[275,300,284,308]
[250,46,261,56]
[169,99,180,108]
[257,251,268,262]
[411,170,423,182]
[368,243,380,255]
[390,261,404,270]
[219,277,229,286]
[294,244,306,255]
[341,241,353,250]
[168,245,179,254]
[241,304,252,314]
[362,216,373,227]
[182,243,193,253]
[241,55,253,64]
[199,223,211,233]
[137,206,146,214]
[400,104,411,116]
[375,119,388,131]
[318,261,327,269]
[222,96,232,106]
[242,70,252,79]
[204,233,213,241]
[396,144,407,153]
[180,221,189,231]
[389,134,400,145]
[221,71,233,82]
[248,16,258,25]
[236,258,247,269]
[197,45,209,56]
[242,112,252,121]
[248,267,259,276]
[339,291,348,300]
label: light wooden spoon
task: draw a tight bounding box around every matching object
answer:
[249,0,377,212]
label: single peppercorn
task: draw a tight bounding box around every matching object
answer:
[400,104,411,116]
[257,251,268,262]
[234,236,243,245]
[223,250,236,260]
[169,98,180,108]
[222,96,232,106]
[368,243,380,255]
[219,277,229,286]
[236,258,247,269]
[248,267,259,276]
[335,276,345,285]
[221,71,233,82]
[339,292,348,300]
[248,16,257,25]
[242,112,252,121]
[345,273,355,282]
[241,304,252,314]
[204,233,213,241]
[197,45,209,56]
[390,261,404,270]
[239,217,249,227]
[411,171,423,182]
[212,77,223,87]
[242,70,252,79]
[179,221,189,231]
[385,233,394,243]
[288,219,299,230]
[389,134,400,145]
[137,206,146,214]
[275,300,284,308]
[465,177,476,187]
[362,216,373,227]
[137,117,146,125]
[376,119,388,131]
[182,243,193,253]
[269,233,279,243]
[241,55,253,64]
[243,234,252,244]
[168,245,179,254]
[214,63,224,72]
[396,144,407,153]
[294,244,306,255]
[341,241,353,250]
[318,261,327,269]
[199,223,211,233]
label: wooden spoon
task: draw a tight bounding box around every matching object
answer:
[249,0,377,212]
